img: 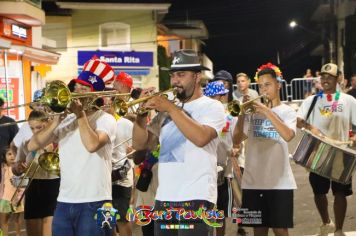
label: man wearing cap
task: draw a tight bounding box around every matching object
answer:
[233,73,259,101]
[297,63,356,236]
[211,70,234,103]
[28,58,117,236]
[113,72,133,94]
[132,49,225,236]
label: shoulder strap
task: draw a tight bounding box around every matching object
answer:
[306,95,319,121]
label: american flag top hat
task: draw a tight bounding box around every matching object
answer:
[74,57,115,91]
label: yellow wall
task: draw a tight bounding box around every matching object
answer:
[45,10,159,88]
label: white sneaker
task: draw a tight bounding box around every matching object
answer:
[334,230,346,236]
[316,220,335,236]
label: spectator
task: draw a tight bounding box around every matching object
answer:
[347,74,356,98]
[0,97,19,151]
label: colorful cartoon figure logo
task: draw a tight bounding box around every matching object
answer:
[95,202,120,229]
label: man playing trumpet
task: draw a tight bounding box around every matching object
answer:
[133,49,225,236]
[233,63,297,236]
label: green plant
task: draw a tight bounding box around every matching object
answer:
[157,45,171,90]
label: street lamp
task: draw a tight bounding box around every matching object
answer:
[288,20,334,63]
[289,20,297,29]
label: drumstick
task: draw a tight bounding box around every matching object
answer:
[302,128,353,146]
[323,137,353,146]
[113,137,132,149]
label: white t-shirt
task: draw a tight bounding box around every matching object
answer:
[155,96,225,204]
[53,110,116,203]
[242,103,297,190]
[13,123,33,163]
[217,112,237,178]
[112,117,134,188]
[13,122,32,148]
[297,92,356,141]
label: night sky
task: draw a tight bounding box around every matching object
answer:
[165,0,322,82]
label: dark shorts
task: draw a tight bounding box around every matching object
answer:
[217,178,233,217]
[309,172,353,196]
[112,185,132,222]
[154,200,216,236]
[240,189,294,228]
[25,178,60,219]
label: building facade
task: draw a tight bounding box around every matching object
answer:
[43,1,171,89]
[0,0,60,120]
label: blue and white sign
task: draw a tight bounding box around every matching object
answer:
[78,51,153,67]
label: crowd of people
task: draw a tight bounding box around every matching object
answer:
[0,49,355,236]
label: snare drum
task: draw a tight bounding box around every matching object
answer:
[293,129,356,184]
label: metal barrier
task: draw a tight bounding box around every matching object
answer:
[290,77,319,101]
[233,80,290,102]
[232,78,319,103]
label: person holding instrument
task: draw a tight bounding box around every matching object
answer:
[12,110,59,236]
[27,58,117,236]
[233,63,296,236]
[296,63,356,236]
[132,49,225,236]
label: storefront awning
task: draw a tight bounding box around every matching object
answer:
[11,45,60,65]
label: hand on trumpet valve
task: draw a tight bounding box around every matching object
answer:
[144,95,174,113]
[252,101,269,115]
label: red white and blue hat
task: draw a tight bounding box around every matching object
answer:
[204,81,229,97]
[74,57,115,91]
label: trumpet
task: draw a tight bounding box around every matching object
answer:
[227,95,270,116]
[113,88,177,116]
[5,80,130,113]
[10,151,60,211]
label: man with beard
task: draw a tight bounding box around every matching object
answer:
[297,63,356,236]
[132,49,225,236]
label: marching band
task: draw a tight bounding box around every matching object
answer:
[0,49,355,236]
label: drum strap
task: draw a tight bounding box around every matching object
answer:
[306,95,319,121]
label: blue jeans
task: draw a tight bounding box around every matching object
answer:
[52,201,112,236]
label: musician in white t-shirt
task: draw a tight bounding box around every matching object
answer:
[233,63,297,236]
[203,80,239,236]
[112,117,134,236]
[133,50,225,236]
[27,58,117,236]
[297,63,356,236]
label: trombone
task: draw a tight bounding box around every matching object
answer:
[10,151,60,211]
[227,95,270,117]
[5,80,130,113]
[113,88,177,116]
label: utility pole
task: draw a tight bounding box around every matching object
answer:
[329,0,337,63]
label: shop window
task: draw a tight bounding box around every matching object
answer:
[99,22,130,51]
